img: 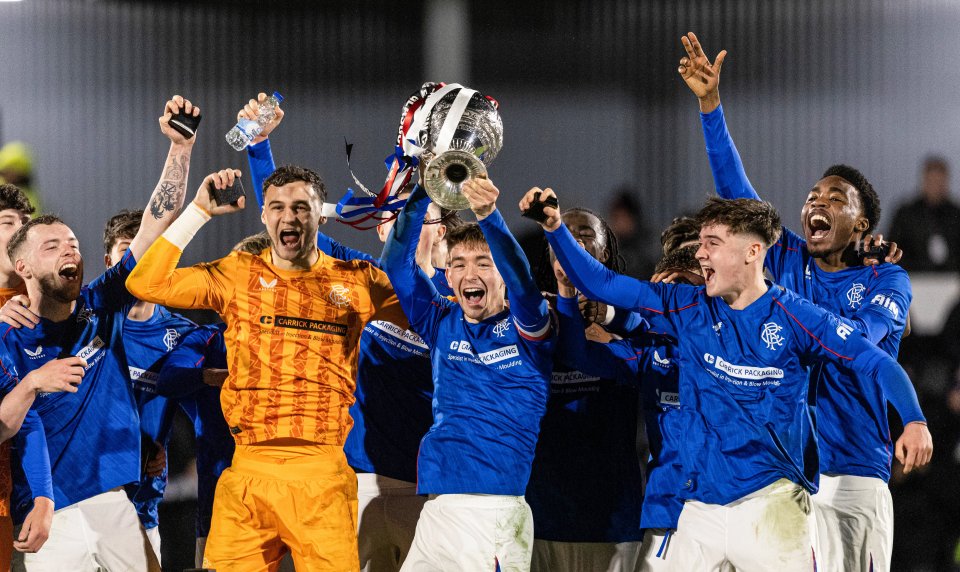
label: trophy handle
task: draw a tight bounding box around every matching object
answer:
[422,150,488,211]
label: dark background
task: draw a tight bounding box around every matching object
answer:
[1,1,958,570]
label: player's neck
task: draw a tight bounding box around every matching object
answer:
[814,239,861,273]
[723,273,768,310]
[126,301,157,322]
[30,291,76,323]
[270,246,319,272]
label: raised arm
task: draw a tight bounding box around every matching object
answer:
[125,170,243,311]
[520,188,679,332]
[463,177,549,333]
[677,32,760,201]
[239,94,379,266]
[128,95,200,261]
[381,185,449,341]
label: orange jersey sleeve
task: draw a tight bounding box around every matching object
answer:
[125,236,232,312]
[365,264,408,330]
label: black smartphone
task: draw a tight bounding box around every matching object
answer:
[168,110,202,139]
[210,178,245,206]
[856,238,890,261]
[521,192,559,224]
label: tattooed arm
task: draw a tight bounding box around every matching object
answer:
[128,95,199,261]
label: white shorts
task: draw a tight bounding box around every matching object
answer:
[530,539,641,572]
[145,525,161,565]
[812,474,893,572]
[400,494,533,572]
[12,489,160,572]
[637,528,674,571]
[668,479,814,572]
[356,473,426,572]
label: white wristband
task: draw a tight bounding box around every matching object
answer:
[601,303,615,326]
[163,202,211,250]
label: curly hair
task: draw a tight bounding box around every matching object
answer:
[0,184,34,216]
[533,207,625,294]
[822,164,881,234]
[660,215,700,256]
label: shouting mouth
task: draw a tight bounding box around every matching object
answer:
[462,287,486,308]
[278,229,301,248]
[806,212,833,242]
[58,262,80,282]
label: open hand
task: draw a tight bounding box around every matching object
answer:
[678,32,726,113]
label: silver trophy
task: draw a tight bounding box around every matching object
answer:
[418,88,503,211]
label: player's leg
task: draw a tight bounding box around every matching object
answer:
[144,524,161,564]
[357,472,390,571]
[12,503,97,572]
[813,474,893,572]
[0,441,14,571]
[666,501,729,571]
[76,489,160,572]
[274,446,360,572]
[725,479,815,572]
[375,475,426,572]
[400,494,533,572]
[532,540,639,572]
[202,453,288,572]
[637,528,675,571]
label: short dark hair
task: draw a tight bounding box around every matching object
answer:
[655,244,700,274]
[263,164,327,203]
[0,184,34,215]
[822,164,881,234]
[922,155,949,174]
[233,231,272,254]
[445,223,488,259]
[695,197,782,248]
[7,214,67,262]
[660,215,700,255]
[103,210,142,254]
[534,207,625,293]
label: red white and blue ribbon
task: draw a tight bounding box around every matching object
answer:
[325,82,471,229]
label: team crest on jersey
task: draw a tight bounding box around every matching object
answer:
[761,322,785,350]
[163,328,180,352]
[24,345,44,359]
[76,306,94,324]
[492,318,511,338]
[846,282,866,309]
[328,284,351,308]
[258,276,277,290]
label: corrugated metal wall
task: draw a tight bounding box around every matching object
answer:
[0,0,958,276]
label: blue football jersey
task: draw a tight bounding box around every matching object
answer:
[345,321,433,483]
[122,306,197,530]
[700,105,914,482]
[547,224,923,505]
[156,323,234,539]
[0,252,140,523]
[767,227,911,481]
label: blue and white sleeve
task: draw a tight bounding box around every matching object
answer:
[699,105,761,200]
[546,224,689,335]
[381,185,451,344]
[478,209,550,339]
[851,269,911,344]
[790,299,925,424]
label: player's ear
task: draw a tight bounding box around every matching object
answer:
[104,254,112,268]
[260,207,267,226]
[854,216,869,233]
[14,258,31,280]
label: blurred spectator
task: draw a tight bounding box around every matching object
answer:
[889,156,960,272]
[0,141,41,213]
[606,189,658,278]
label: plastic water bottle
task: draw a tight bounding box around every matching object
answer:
[225,91,284,151]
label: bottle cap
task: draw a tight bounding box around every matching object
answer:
[272,91,284,103]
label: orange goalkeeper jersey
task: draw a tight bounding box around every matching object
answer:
[126,239,408,446]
